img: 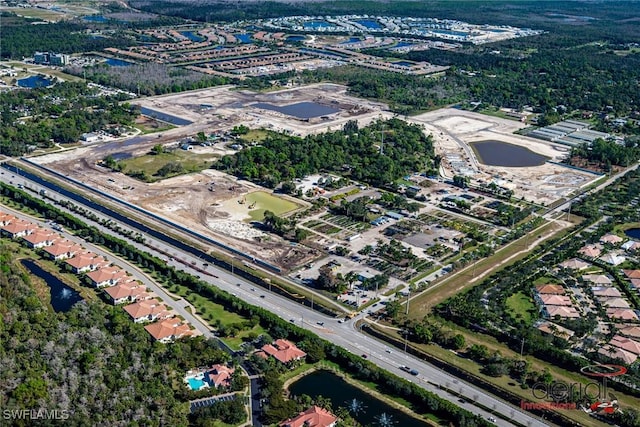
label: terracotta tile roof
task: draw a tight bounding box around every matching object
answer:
[540,294,573,306]
[86,266,128,286]
[597,345,638,365]
[279,406,338,427]
[582,274,612,285]
[144,318,193,341]
[260,339,306,364]
[617,325,640,339]
[536,321,574,339]
[610,335,640,355]
[535,284,565,295]
[206,364,235,388]
[22,228,59,246]
[630,279,640,290]
[64,252,107,270]
[598,297,631,308]
[0,212,17,225]
[124,298,171,321]
[607,308,639,321]
[546,305,580,318]
[591,287,622,298]
[104,281,148,301]
[42,239,83,258]
[600,234,623,244]
[558,258,590,270]
[623,269,640,279]
[1,219,35,235]
[578,244,602,258]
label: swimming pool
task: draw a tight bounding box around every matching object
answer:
[188,377,206,391]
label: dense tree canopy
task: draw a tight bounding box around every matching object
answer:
[217,118,436,187]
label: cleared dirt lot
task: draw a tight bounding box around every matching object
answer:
[30,84,389,271]
[408,109,601,206]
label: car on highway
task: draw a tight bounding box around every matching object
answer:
[289,319,295,323]
[250,288,255,291]
[316,321,324,326]
[361,354,367,359]
[259,295,265,298]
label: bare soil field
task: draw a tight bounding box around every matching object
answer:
[30,84,389,271]
[408,109,601,206]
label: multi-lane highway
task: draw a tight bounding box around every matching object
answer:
[0,165,550,427]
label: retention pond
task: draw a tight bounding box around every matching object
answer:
[21,259,82,313]
[471,140,548,167]
[288,370,428,426]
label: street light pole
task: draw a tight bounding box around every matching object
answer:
[405,288,411,315]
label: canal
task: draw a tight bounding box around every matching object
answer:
[471,140,548,167]
[288,370,428,426]
[20,259,82,313]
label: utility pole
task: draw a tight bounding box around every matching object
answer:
[405,288,411,315]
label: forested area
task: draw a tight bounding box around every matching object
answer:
[567,138,640,169]
[0,82,138,156]
[0,245,231,426]
[0,13,133,59]
[65,63,232,96]
[217,118,437,188]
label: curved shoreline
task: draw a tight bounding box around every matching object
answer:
[283,365,435,426]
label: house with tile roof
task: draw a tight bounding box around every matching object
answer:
[597,345,638,365]
[258,339,307,365]
[600,234,623,245]
[591,287,622,298]
[607,308,640,321]
[621,240,640,252]
[535,320,575,340]
[206,364,235,388]
[86,266,129,288]
[600,253,626,266]
[598,297,631,309]
[535,284,565,295]
[279,406,338,427]
[104,281,151,305]
[65,252,109,274]
[545,305,580,319]
[22,228,60,249]
[1,219,37,238]
[609,335,640,356]
[0,212,17,226]
[578,244,602,258]
[617,325,640,339]
[558,258,590,270]
[630,279,640,292]
[540,294,573,306]
[124,298,172,323]
[144,318,194,342]
[624,270,640,280]
[582,274,612,286]
[42,239,83,260]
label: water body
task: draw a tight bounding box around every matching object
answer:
[286,35,306,42]
[253,102,339,120]
[394,61,414,67]
[342,37,362,44]
[625,228,640,239]
[17,75,54,88]
[304,21,332,30]
[180,31,204,42]
[21,259,82,313]
[139,107,193,126]
[394,42,414,48]
[355,19,382,29]
[105,58,134,67]
[84,15,108,23]
[432,29,469,37]
[235,33,252,43]
[471,140,549,167]
[289,370,427,427]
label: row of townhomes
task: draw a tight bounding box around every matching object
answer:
[0,210,200,343]
[533,232,640,366]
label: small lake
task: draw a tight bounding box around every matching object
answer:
[625,228,640,239]
[471,140,549,167]
[394,42,414,48]
[341,37,362,44]
[17,75,54,88]
[394,61,414,67]
[105,58,134,67]
[21,259,82,313]
[289,370,427,427]
[304,21,332,30]
[235,33,252,43]
[253,102,340,120]
[355,19,382,30]
[84,15,108,23]
[286,35,306,42]
[180,31,204,42]
[139,107,193,126]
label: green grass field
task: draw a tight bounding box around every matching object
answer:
[245,191,301,221]
[0,7,68,21]
[505,291,536,325]
[118,150,217,181]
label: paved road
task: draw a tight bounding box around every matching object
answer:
[0,169,549,427]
